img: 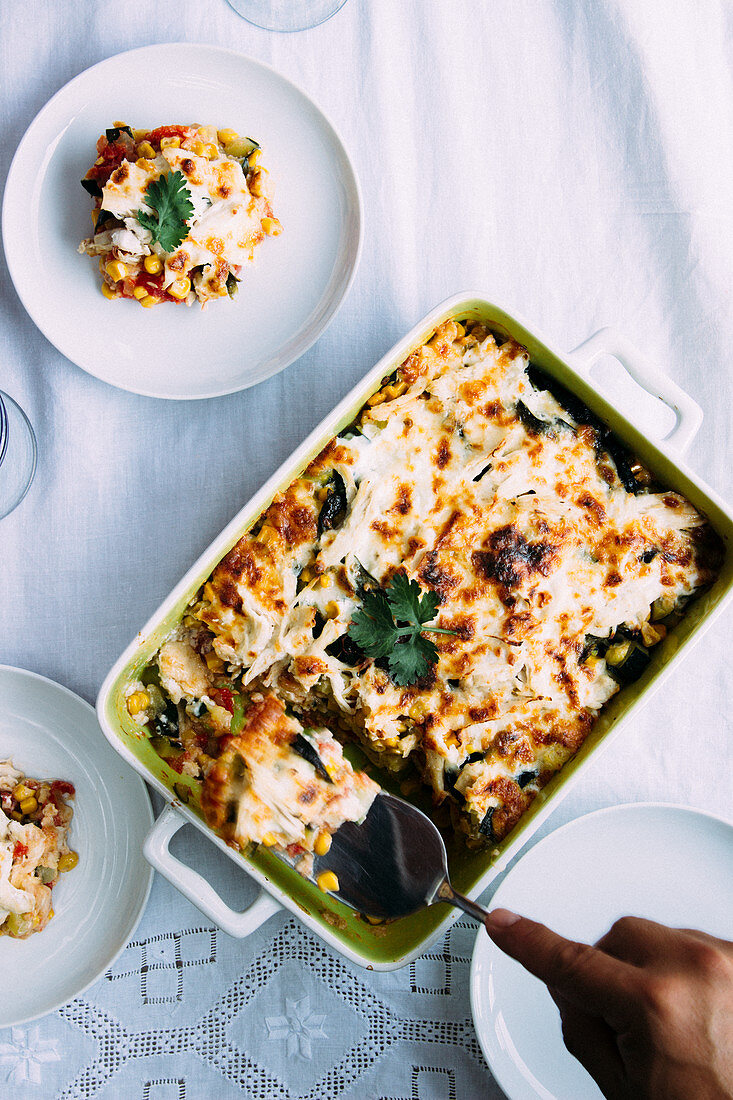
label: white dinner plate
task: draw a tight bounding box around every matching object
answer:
[0,666,153,1026]
[470,803,733,1100]
[2,44,362,399]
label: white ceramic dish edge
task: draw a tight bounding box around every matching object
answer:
[469,802,733,1100]
[0,665,154,1024]
[97,292,733,969]
[1,43,364,400]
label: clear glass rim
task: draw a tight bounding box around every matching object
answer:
[0,390,38,519]
[225,0,349,32]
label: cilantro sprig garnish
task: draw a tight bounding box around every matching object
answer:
[136,170,194,253]
[347,572,456,686]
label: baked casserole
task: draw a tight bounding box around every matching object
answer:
[0,761,78,939]
[130,320,721,863]
[78,123,281,308]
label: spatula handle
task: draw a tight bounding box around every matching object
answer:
[437,878,491,924]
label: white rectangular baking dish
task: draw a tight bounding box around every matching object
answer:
[97,293,733,970]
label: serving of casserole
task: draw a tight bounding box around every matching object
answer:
[78,122,280,308]
[97,294,733,970]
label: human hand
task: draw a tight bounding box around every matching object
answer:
[484,909,733,1100]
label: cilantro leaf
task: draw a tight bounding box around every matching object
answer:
[136,170,194,253]
[346,571,456,686]
[385,572,441,630]
[388,633,439,687]
[348,588,398,658]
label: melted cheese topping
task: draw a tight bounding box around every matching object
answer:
[80,125,279,306]
[200,694,378,870]
[0,761,75,936]
[100,147,266,288]
[168,322,719,843]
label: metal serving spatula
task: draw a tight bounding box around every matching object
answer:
[312,792,491,924]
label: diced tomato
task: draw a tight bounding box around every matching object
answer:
[50,780,75,799]
[286,843,304,857]
[168,755,186,774]
[212,688,234,713]
[119,274,185,306]
[146,125,193,145]
[13,842,28,861]
[85,141,129,186]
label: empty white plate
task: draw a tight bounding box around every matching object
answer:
[2,44,362,399]
[470,803,733,1100]
[0,666,153,1026]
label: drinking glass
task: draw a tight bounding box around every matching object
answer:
[0,391,37,519]
[225,0,349,32]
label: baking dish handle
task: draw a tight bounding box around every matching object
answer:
[143,803,281,938]
[568,327,703,454]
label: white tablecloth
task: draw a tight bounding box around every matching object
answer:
[1,1,731,1097]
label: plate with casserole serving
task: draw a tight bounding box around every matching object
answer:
[2,44,362,399]
[97,293,733,971]
[0,666,152,1026]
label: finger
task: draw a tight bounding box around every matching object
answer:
[597,916,733,968]
[554,993,627,1100]
[485,909,638,1025]
[677,927,733,959]
[595,915,673,966]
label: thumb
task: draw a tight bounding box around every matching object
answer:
[485,909,637,1025]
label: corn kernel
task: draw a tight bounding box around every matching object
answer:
[325,600,340,619]
[160,136,181,149]
[137,140,155,158]
[248,169,265,196]
[190,140,207,156]
[101,281,119,301]
[641,621,667,647]
[300,566,314,583]
[248,148,261,166]
[202,143,219,160]
[139,295,157,308]
[319,575,331,588]
[317,870,339,894]
[168,277,191,300]
[126,690,150,716]
[316,487,329,501]
[58,851,79,872]
[132,285,148,300]
[261,216,280,235]
[12,783,32,802]
[19,796,38,815]
[135,158,154,172]
[365,913,384,925]
[314,831,332,857]
[409,701,426,720]
[113,120,127,129]
[9,811,22,822]
[259,524,277,544]
[217,128,240,146]
[262,832,278,847]
[367,391,386,406]
[105,260,128,282]
[205,651,225,672]
[144,254,163,275]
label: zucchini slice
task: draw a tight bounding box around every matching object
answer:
[292,732,332,783]
[478,806,496,839]
[605,637,650,684]
[317,471,347,538]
